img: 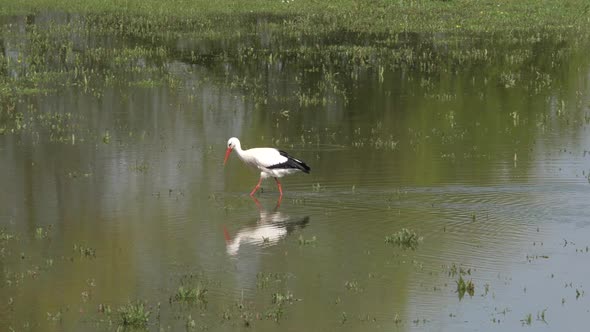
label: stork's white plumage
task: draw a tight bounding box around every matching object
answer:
[223,137,310,197]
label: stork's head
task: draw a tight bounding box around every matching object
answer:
[224,137,240,165]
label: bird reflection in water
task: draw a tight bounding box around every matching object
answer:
[223,197,310,256]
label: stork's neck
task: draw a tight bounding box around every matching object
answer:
[233,141,247,160]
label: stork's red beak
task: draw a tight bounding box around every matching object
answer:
[224,147,233,166]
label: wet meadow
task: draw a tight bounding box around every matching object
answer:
[1,0,590,331]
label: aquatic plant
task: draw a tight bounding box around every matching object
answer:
[118,301,150,328]
[298,235,317,246]
[537,309,547,323]
[456,275,475,299]
[385,228,422,250]
[0,228,15,241]
[521,313,532,326]
[173,285,208,304]
[344,280,363,292]
[256,272,289,289]
[73,244,96,258]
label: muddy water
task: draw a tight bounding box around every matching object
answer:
[1,12,590,332]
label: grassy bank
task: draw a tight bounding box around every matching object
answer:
[1,0,590,139]
[0,0,589,35]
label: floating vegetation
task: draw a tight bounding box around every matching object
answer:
[385,228,422,250]
[118,301,151,328]
[456,275,475,299]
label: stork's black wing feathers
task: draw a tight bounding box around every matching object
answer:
[267,150,311,173]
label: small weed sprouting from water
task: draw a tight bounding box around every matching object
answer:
[266,305,284,323]
[256,272,289,289]
[298,235,317,246]
[130,161,150,173]
[185,314,196,330]
[521,313,532,326]
[536,309,547,323]
[312,183,324,192]
[46,310,62,322]
[385,228,422,250]
[456,275,475,299]
[272,291,295,306]
[266,291,298,323]
[340,311,348,325]
[172,285,208,305]
[73,244,96,258]
[118,301,150,328]
[102,130,111,144]
[0,228,15,241]
[35,227,49,239]
[447,263,472,277]
[576,288,584,299]
[344,280,363,292]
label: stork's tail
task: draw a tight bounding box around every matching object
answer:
[277,150,311,173]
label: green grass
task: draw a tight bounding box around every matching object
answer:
[1,0,589,146]
[0,0,589,35]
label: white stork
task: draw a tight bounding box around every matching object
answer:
[223,137,311,197]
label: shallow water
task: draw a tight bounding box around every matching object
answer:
[1,12,590,331]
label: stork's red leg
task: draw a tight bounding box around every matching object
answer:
[275,195,282,209]
[251,196,262,210]
[250,177,263,197]
[274,178,283,197]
